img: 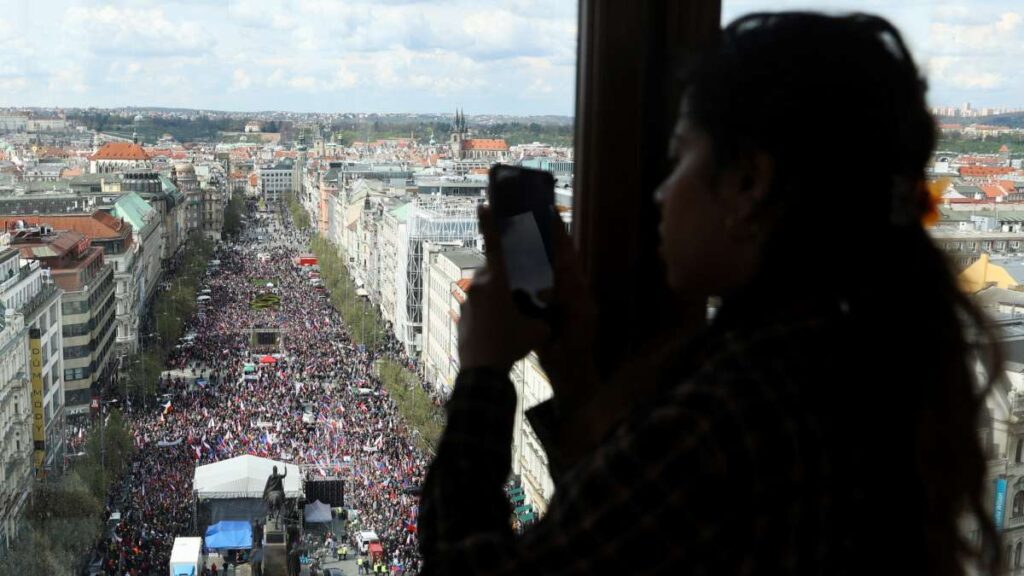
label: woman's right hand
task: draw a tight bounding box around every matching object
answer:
[536,216,599,412]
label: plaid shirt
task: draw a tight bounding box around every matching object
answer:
[419,305,863,575]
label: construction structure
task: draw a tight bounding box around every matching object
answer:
[388,196,481,356]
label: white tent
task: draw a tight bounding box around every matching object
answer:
[193,455,302,499]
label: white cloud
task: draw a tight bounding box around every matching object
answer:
[233,68,252,90]
[2,0,579,114]
[930,14,1023,53]
[0,76,30,95]
[996,12,1023,33]
[228,0,298,30]
[288,76,317,91]
[930,56,1006,90]
[63,5,211,57]
[329,64,359,90]
[49,64,87,94]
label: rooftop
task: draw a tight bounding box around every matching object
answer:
[1,212,131,242]
[974,285,1024,311]
[463,139,508,151]
[90,142,151,162]
[8,228,88,260]
[442,249,485,270]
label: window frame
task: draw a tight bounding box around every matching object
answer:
[575,0,722,372]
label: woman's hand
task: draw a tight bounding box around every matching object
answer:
[535,214,598,410]
[457,205,549,373]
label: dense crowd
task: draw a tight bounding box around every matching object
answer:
[89,206,428,575]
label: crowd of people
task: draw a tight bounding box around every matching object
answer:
[89,205,429,574]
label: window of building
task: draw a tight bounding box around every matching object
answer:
[64,388,91,407]
[63,368,87,382]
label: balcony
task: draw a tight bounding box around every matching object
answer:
[1009,515,1024,529]
[1010,460,1024,477]
[20,282,58,321]
[0,260,40,293]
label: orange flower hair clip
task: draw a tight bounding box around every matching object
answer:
[920,177,948,228]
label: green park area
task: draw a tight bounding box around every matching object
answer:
[250,292,282,310]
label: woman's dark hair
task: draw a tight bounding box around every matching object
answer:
[684,12,1002,576]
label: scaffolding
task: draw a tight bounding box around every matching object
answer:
[398,196,481,352]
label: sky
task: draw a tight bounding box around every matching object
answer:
[724,0,1024,111]
[0,0,1019,114]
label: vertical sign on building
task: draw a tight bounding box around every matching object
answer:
[995,477,1008,532]
[30,328,46,478]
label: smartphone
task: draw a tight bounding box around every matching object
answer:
[487,164,557,318]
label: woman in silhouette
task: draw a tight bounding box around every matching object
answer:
[420,12,1001,576]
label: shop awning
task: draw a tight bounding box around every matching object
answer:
[243,363,257,374]
[515,505,532,515]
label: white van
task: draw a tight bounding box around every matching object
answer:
[355,530,379,555]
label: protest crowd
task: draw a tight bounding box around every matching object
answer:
[88,205,428,575]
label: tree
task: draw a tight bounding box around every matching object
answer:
[77,409,134,500]
[223,192,245,239]
[378,360,444,451]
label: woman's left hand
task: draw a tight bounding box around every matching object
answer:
[457,205,549,372]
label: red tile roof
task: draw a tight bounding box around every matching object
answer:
[37,146,71,158]
[959,165,1015,178]
[462,138,508,151]
[980,183,1010,199]
[145,148,188,160]
[1,212,132,242]
[90,142,150,161]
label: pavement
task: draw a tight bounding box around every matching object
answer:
[199,550,360,576]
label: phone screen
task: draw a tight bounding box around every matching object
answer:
[488,165,556,316]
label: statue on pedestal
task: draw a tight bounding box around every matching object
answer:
[263,465,288,520]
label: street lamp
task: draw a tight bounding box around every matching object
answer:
[97,398,119,472]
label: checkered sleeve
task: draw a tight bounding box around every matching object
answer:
[418,366,520,572]
[419,366,740,575]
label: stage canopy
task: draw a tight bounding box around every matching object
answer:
[193,455,302,499]
[305,500,332,523]
[205,520,252,550]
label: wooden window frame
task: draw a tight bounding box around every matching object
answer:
[574,0,722,373]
